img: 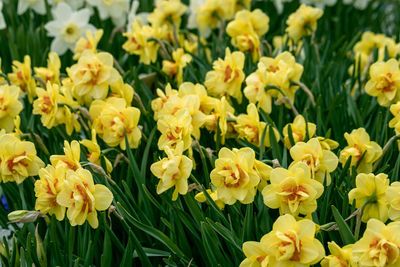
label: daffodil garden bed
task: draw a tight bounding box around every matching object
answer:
[0,0,400,266]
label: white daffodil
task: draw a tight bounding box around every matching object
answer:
[343,0,371,9]
[0,1,5,30]
[187,0,206,29]
[18,0,46,15]
[300,0,337,9]
[44,2,95,55]
[49,0,85,9]
[87,0,130,26]
[127,0,148,33]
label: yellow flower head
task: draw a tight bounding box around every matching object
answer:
[260,52,304,104]
[226,9,269,61]
[210,147,260,205]
[386,182,400,221]
[0,84,23,132]
[348,173,389,223]
[204,96,236,145]
[261,214,325,265]
[151,84,179,121]
[109,78,135,106]
[123,20,161,65]
[34,164,67,221]
[33,82,62,129]
[243,60,272,113]
[56,168,113,228]
[0,133,44,184]
[205,48,245,103]
[162,48,192,86]
[365,59,400,107]
[389,101,400,136]
[50,140,81,171]
[283,115,316,148]
[150,142,193,201]
[339,128,382,173]
[239,240,270,267]
[234,103,280,147]
[352,219,400,267]
[286,4,323,42]
[178,82,219,115]
[262,162,324,216]
[8,55,36,101]
[67,50,120,105]
[90,97,142,150]
[148,0,187,29]
[273,34,303,55]
[321,242,354,267]
[74,29,103,60]
[290,137,339,185]
[196,0,234,33]
[80,129,113,174]
[34,52,61,85]
[194,189,225,210]
[352,32,399,74]
[157,108,193,152]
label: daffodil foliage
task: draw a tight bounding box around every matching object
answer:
[0,0,400,266]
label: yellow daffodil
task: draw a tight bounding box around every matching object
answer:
[261,214,325,266]
[386,182,400,221]
[157,108,192,151]
[210,147,261,205]
[205,48,245,103]
[351,32,399,75]
[195,189,225,210]
[34,52,61,85]
[290,137,338,185]
[74,29,103,60]
[110,78,135,106]
[283,115,316,148]
[389,102,400,137]
[80,129,113,174]
[56,168,113,228]
[148,0,187,29]
[321,242,354,267]
[90,97,141,150]
[239,240,270,267]
[254,159,272,191]
[67,50,120,105]
[123,19,164,65]
[234,103,280,147]
[348,173,389,222]
[162,48,192,86]
[34,164,67,221]
[150,142,193,200]
[286,4,323,42]
[352,219,400,267]
[261,52,304,105]
[0,133,44,183]
[243,60,272,113]
[262,162,324,216]
[8,55,36,101]
[365,59,400,107]
[177,82,219,115]
[317,136,339,150]
[33,82,62,129]
[0,84,22,132]
[204,96,236,145]
[151,84,179,120]
[196,0,233,35]
[339,128,382,173]
[226,9,269,61]
[50,140,81,171]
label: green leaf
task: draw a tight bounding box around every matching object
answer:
[331,205,356,245]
